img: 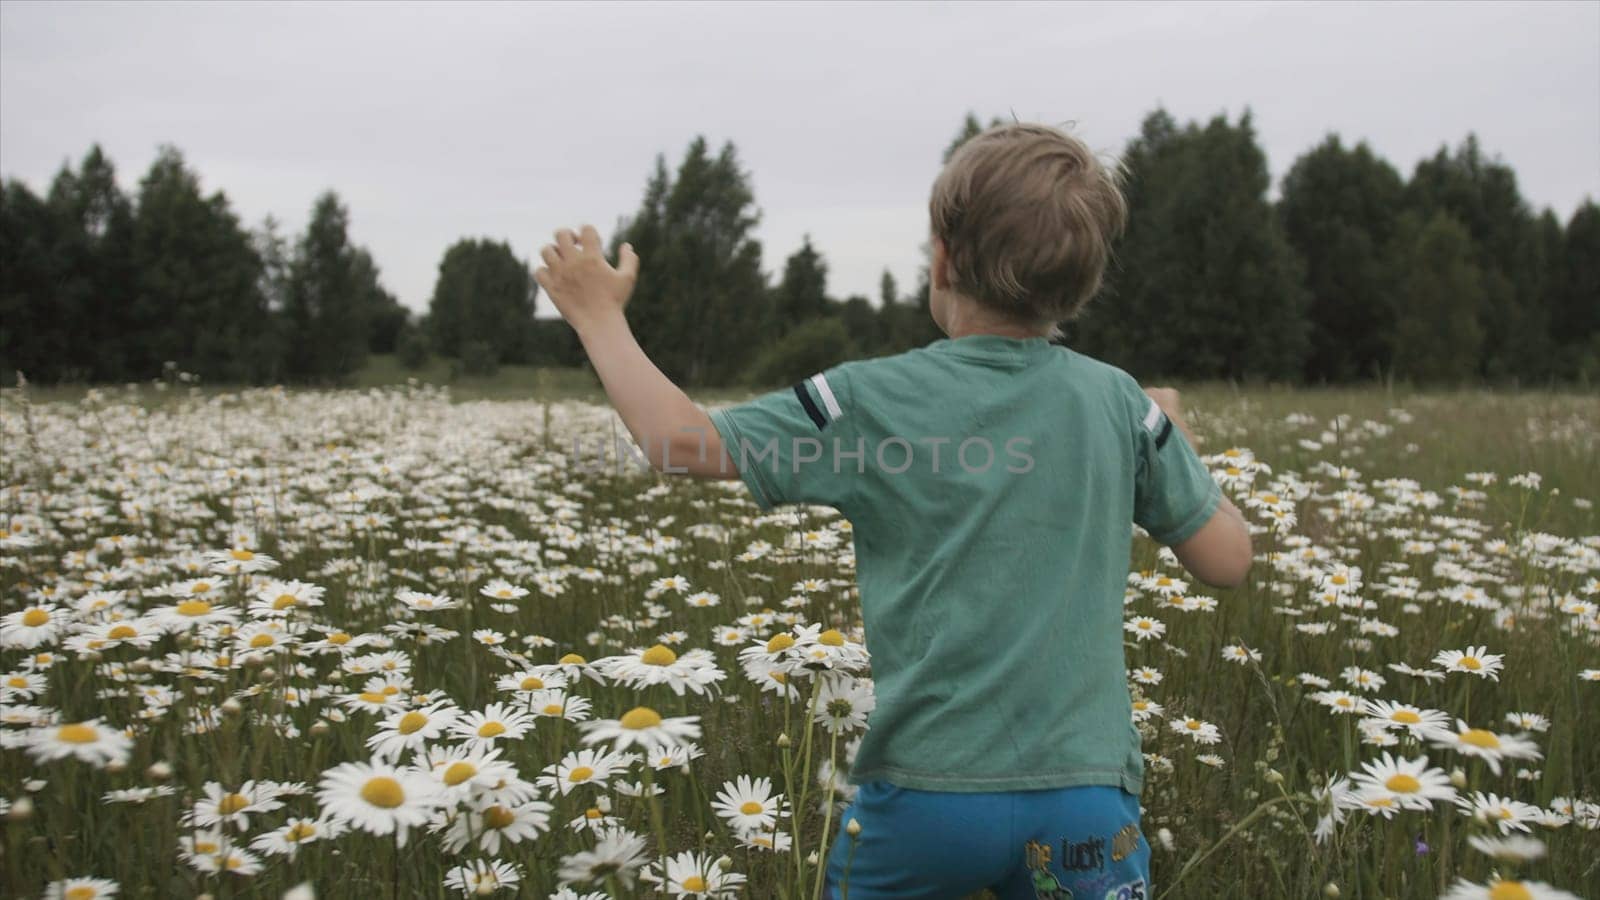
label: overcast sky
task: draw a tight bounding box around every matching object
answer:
[2,1,1596,315]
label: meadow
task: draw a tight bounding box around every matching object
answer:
[1,374,1596,899]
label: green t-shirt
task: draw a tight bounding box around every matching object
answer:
[709,334,1222,793]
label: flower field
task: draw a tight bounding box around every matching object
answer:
[1,382,1597,899]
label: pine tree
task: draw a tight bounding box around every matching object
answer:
[283,192,380,382]
[1387,211,1484,383]
[0,180,65,383]
[773,235,830,330]
[130,146,275,382]
[614,138,771,385]
[1279,136,1404,382]
[45,145,139,381]
[1407,136,1548,380]
[1556,201,1600,379]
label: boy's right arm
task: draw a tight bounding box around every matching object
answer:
[1137,387,1253,589]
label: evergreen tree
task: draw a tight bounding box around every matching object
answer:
[282,192,380,381]
[614,137,771,385]
[773,235,830,330]
[1070,109,1310,381]
[427,238,535,364]
[879,269,898,308]
[44,146,140,381]
[1407,136,1548,380]
[129,146,275,382]
[0,180,66,383]
[1279,136,1404,382]
[1387,211,1484,383]
[835,295,883,354]
[1556,201,1600,379]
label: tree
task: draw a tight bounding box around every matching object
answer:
[282,191,381,381]
[129,146,276,382]
[613,137,772,385]
[426,238,535,365]
[1279,136,1405,382]
[835,295,883,355]
[1556,201,1600,379]
[0,180,66,383]
[1069,109,1310,381]
[1387,211,1484,383]
[773,235,830,330]
[1407,136,1548,380]
[879,269,898,308]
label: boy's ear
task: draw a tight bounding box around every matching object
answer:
[930,237,951,291]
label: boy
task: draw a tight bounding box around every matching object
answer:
[534,122,1252,899]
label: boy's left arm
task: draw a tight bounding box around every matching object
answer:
[535,225,736,479]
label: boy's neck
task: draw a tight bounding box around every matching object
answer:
[941,299,1051,340]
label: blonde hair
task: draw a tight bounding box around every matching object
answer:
[929,122,1128,330]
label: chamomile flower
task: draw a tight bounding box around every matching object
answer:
[25,720,132,768]
[1124,616,1166,641]
[451,702,533,749]
[711,775,786,835]
[438,797,553,854]
[43,878,120,899]
[640,850,747,897]
[1425,720,1543,776]
[316,759,442,846]
[186,780,286,829]
[1349,753,1457,810]
[367,701,460,763]
[248,817,346,860]
[442,859,521,896]
[3,605,64,648]
[1361,700,1450,737]
[1466,834,1546,862]
[421,745,521,800]
[538,747,634,796]
[1456,791,1543,834]
[1439,878,1579,900]
[557,825,651,887]
[1169,717,1221,744]
[1433,646,1505,680]
[580,707,701,752]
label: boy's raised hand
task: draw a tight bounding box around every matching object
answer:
[534,225,640,333]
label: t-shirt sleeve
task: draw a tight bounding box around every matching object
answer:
[708,364,860,512]
[1131,390,1223,546]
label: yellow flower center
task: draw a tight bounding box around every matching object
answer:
[1138,621,1153,630]
[359,776,404,808]
[191,582,213,594]
[519,676,544,691]
[559,653,586,665]
[584,807,602,819]
[766,634,795,653]
[568,766,594,782]
[176,600,212,617]
[194,840,219,854]
[477,721,507,738]
[1460,656,1482,670]
[818,629,845,647]
[443,762,477,786]
[65,887,97,900]
[483,805,516,829]
[358,691,388,705]
[397,712,428,735]
[1488,883,1533,900]
[286,822,317,842]
[681,877,708,892]
[1262,494,1280,505]
[740,801,763,815]
[1331,575,1347,585]
[771,671,788,684]
[22,609,49,627]
[1226,466,1242,476]
[496,589,511,598]
[1185,720,1201,731]
[641,644,677,666]
[7,676,29,688]
[1385,774,1421,793]
[620,707,662,730]
[249,634,275,649]
[58,723,98,743]
[328,632,351,644]
[1133,701,1148,711]
[273,594,298,610]
[1392,710,1421,724]
[107,625,137,640]
[542,704,564,715]
[1461,729,1501,749]
[218,793,251,814]
[1365,796,1395,808]
[230,549,254,561]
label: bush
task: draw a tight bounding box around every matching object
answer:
[746,316,857,387]
[396,327,430,370]
[455,339,499,378]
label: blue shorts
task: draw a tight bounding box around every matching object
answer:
[823,781,1152,900]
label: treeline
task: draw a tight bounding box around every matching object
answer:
[2,109,1596,388]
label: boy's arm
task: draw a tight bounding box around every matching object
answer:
[1143,388,1253,588]
[535,225,737,479]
